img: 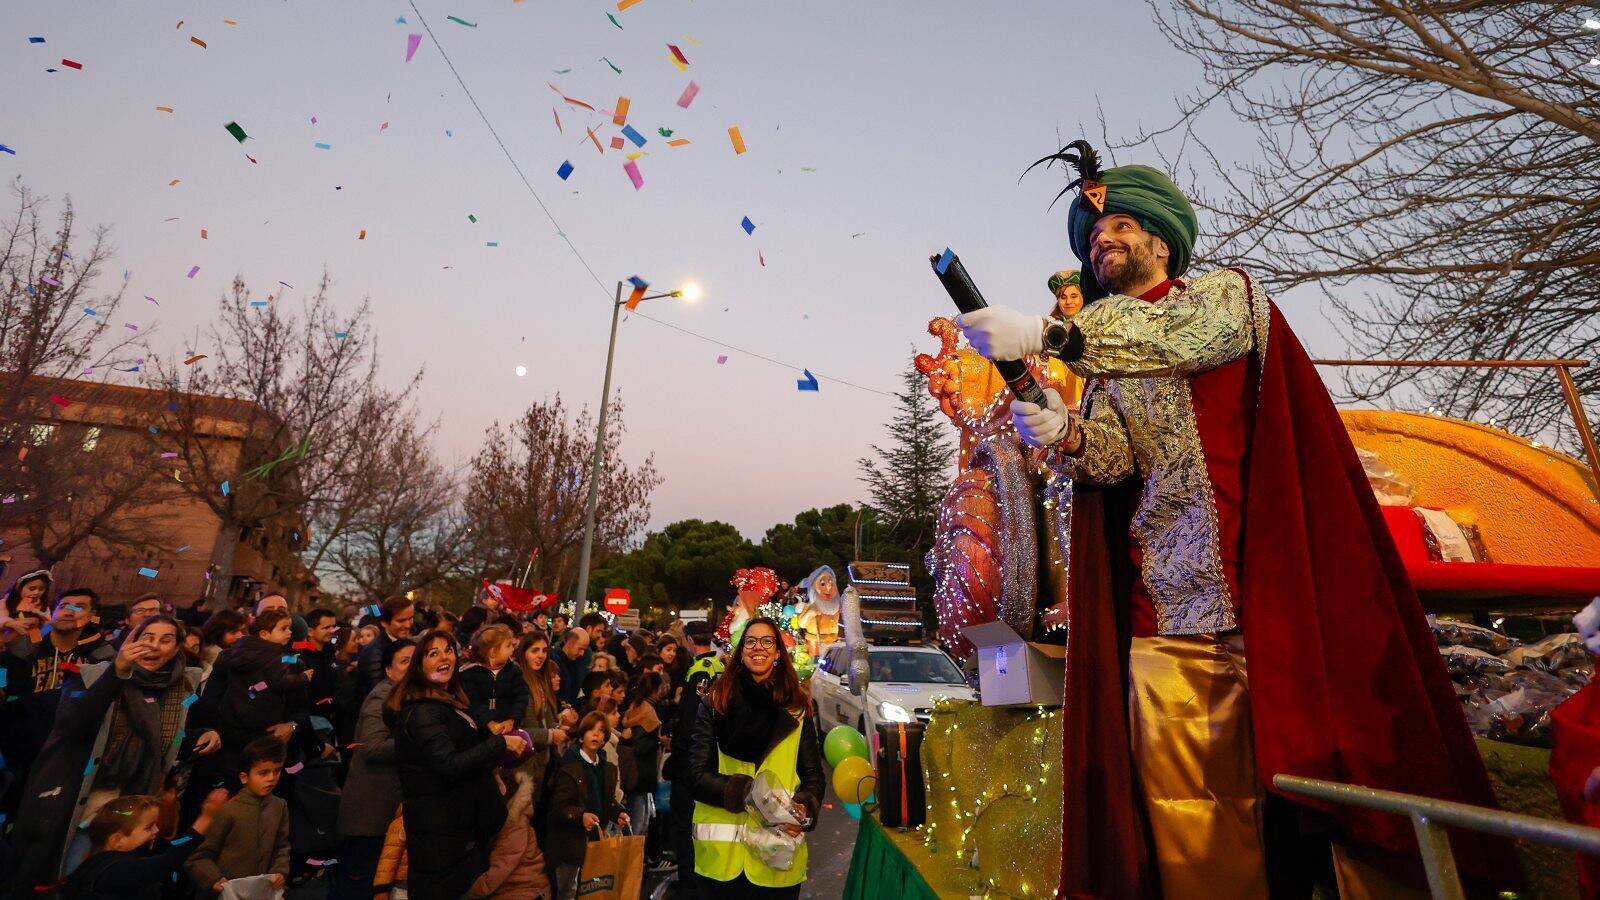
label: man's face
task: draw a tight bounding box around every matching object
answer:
[52,595,92,631]
[1089,214,1167,294]
[129,598,162,629]
[388,605,416,638]
[309,617,337,648]
[564,631,588,660]
[254,595,288,618]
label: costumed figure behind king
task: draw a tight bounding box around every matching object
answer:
[944,140,1519,899]
[717,567,780,648]
[792,566,843,656]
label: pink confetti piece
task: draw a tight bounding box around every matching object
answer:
[284,762,305,774]
[405,32,422,62]
[716,355,728,365]
[160,452,178,459]
[186,266,199,279]
[251,681,267,691]
[623,159,643,190]
[40,275,59,287]
[759,250,765,267]
[145,295,159,304]
[676,81,700,108]
[124,323,139,331]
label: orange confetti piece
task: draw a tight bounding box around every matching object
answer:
[612,97,630,127]
[625,286,646,309]
[547,83,595,111]
[617,0,645,9]
[358,230,367,240]
[18,446,29,462]
[190,36,207,48]
[552,107,562,133]
[155,106,174,113]
[610,136,626,150]
[184,354,207,365]
[223,19,237,25]
[168,179,181,186]
[200,229,208,239]
[176,20,184,28]
[666,138,690,147]
[728,126,746,154]
[586,127,604,154]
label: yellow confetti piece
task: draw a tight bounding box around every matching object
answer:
[625,151,643,160]
[190,36,207,48]
[358,230,367,240]
[667,138,690,147]
[669,54,687,72]
[155,106,174,113]
[683,35,702,46]
[728,126,746,154]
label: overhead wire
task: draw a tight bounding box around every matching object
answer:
[407,0,893,398]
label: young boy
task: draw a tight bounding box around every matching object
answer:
[185,737,292,896]
[64,789,230,900]
[459,624,529,733]
[547,713,630,900]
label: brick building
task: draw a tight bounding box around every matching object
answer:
[0,377,316,611]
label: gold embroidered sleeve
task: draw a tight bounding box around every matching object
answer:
[1065,269,1254,379]
[1065,385,1133,484]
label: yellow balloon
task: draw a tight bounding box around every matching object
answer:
[832,755,877,805]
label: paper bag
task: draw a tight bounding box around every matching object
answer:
[576,832,645,900]
[218,876,283,900]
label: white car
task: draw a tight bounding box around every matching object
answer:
[811,643,975,741]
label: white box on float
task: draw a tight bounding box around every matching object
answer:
[961,620,1065,707]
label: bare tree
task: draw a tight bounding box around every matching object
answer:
[1,184,165,565]
[463,394,662,603]
[309,407,471,601]
[1135,1,1600,446]
[146,273,419,602]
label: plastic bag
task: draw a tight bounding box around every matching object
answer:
[1441,645,1514,675]
[1430,616,1518,653]
[745,771,802,828]
[741,824,804,872]
[218,876,282,900]
[1507,633,1589,673]
[1356,447,1415,506]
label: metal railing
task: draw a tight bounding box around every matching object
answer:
[1274,773,1600,900]
[1310,358,1599,504]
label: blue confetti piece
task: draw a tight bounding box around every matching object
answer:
[627,275,648,290]
[936,247,954,275]
[556,160,574,181]
[138,566,158,578]
[171,835,192,846]
[70,690,85,698]
[182,693,199,707]
[29,37,46,43]
[250,300,268,308]
[83,308,95,316]
[0,145,14,155]
[797,369,819,391]
[368,604,381,617]
[0,670,7,688]
[334,331,348,340]
[741,216,755,235]
[84,759,96,776]
[620,124,646,147]
[220,480,230,496]
[314,142,332,150]
[282,655,297,663]
[176,545,190,553]
[395,16,407,24]
[486,241,498,247]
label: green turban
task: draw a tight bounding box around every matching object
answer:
[1066,165,1197,301]
[1046,270,1080,295]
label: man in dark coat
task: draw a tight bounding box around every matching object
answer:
[353,598,415,702]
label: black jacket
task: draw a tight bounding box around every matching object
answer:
[545,750,626,870]
[457,662,529,729]
[393,697,508,900]
[62,828,205,900]
[684,700,825,830]
[354,630,393,704]
[191,636,308,749]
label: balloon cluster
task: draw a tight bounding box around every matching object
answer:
[824,725,877,820]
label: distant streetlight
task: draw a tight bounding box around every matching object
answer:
[572,280,698,610]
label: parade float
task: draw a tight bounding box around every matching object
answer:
[841,323,1600,899]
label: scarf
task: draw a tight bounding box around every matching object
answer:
[100,659,186,794]
[713,669,797,764]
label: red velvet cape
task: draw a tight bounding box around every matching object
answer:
[1055,296,1517,899]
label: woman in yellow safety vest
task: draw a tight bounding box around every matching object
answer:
[685,617,826,899]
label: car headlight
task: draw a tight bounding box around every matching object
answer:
[878,701,913,724]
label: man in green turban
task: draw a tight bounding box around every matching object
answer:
[953,143,1513,898]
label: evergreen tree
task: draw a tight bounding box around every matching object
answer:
[857,355,955,570]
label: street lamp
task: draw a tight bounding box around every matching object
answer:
[573,280,696,612]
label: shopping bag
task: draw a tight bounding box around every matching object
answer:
[576,830,645,899]
[217,875,283,900]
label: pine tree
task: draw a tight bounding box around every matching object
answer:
[857,355,955,563]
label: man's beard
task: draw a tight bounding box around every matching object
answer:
[1092,236,1163,294]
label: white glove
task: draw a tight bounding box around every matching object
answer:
[1574,597,1600,655]
[1010,388,1071,449]
[955,308,1045,362]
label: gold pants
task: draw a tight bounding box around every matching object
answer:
[1128,634,1269,900]
[1128,636,1431,900]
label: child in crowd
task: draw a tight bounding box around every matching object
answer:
[185,737,292,896]
[64,789,230,900]
[546,713,629,900]
[460,624,529,733]
[469,774,553,900]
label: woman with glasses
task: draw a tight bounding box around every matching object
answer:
[685,617,825,899]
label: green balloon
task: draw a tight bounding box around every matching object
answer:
[824,725,870,767]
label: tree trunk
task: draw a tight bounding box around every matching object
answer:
[209,521,239,609]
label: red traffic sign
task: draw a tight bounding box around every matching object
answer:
[603,588,631,614]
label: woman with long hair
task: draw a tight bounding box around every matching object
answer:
[196,609,247,682]
[509,630,570,808]
[686,617,825,899]
[621,671,666,843]
[388,630,527,900]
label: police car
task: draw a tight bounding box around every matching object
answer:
[810,643,974,737]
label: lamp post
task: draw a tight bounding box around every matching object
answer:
[573,279,697,613]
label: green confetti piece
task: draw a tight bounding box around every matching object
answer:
[224,121,248,143]
[600,57,621,74]
[468,214,477,223]
[658,127,674,137]
[446,15,476,27]
[607,12,622,28]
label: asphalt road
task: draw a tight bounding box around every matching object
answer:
[802,776,859,899]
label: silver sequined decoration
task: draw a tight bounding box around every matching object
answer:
[970,437,1038,640]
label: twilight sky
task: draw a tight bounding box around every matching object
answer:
[0,1,1346,539]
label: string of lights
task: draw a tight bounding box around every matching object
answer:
[407,1,894,398]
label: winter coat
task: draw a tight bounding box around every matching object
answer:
[373,810,409,893]
[394,697,509,900]
[336,680,402,837]
[544,749,625,871]
[685,700,825,832]
[459,662,530,729]
[290,641,340,724]
[621,703,662,795]
[553,651,588,709]
[191,636,307,750]
[6,661,205,894]
[467,794,552,900]
[62,827,206,900]
[184,790,291,894]
[354,631,393,704]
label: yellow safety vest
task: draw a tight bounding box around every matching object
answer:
[691,713,808,887]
